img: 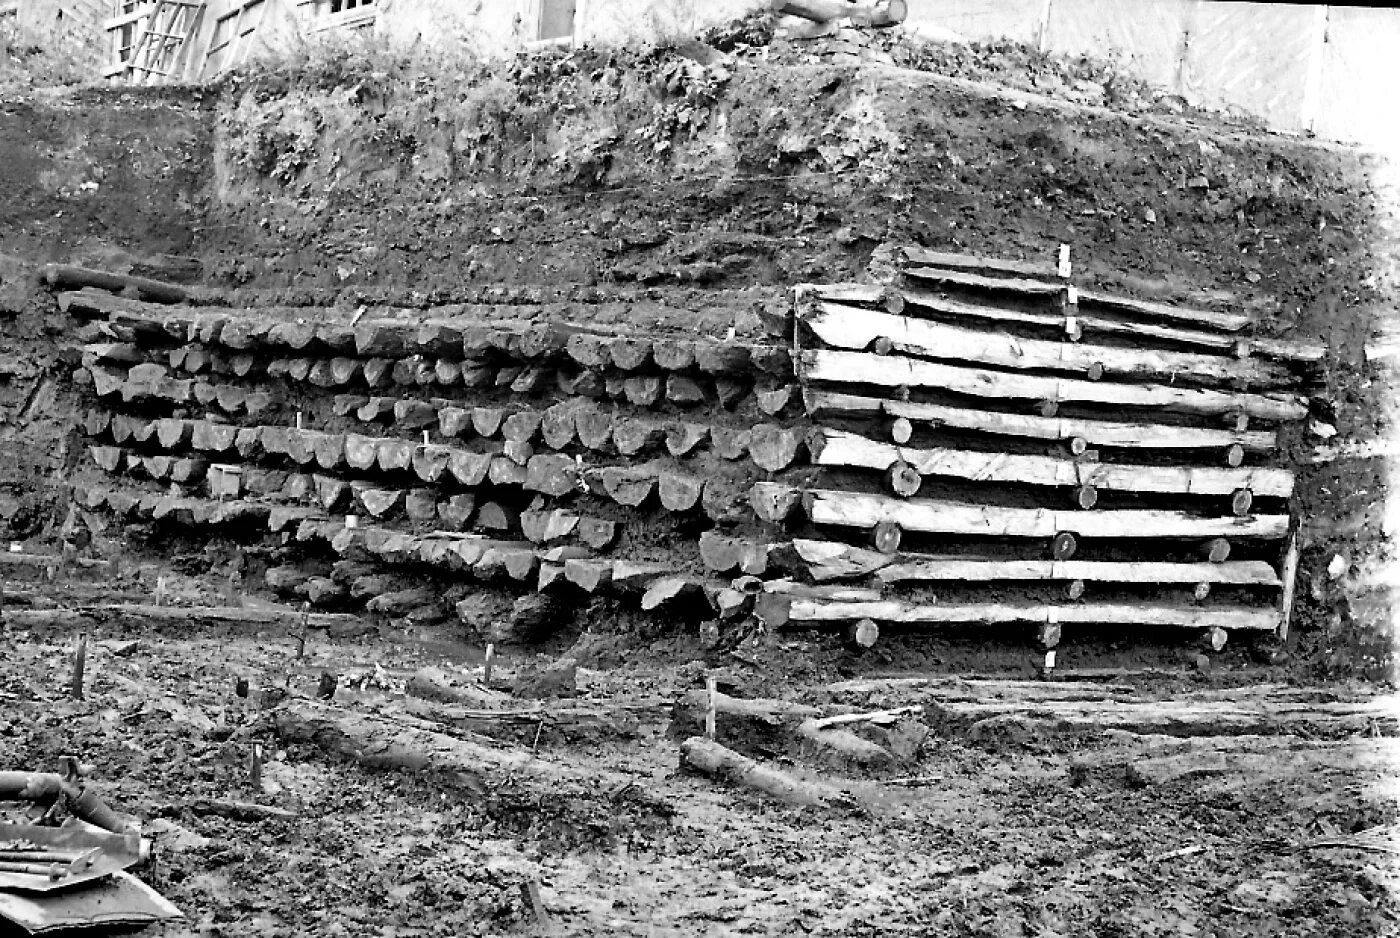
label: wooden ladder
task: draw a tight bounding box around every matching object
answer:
[201,0,266,78]
[118,0,205,84]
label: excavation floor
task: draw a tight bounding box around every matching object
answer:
[3,606,1397,938]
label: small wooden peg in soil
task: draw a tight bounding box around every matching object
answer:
[248,742,263,790]
[705,676,718,740]
[1057,243,1072,278]
[1038,621,1062,650]
[1230,488,1254,517]
[1065,579,1086,601]
[1203,626,1228,652]
[844,618,880,650]
[70,631,87,700]
[1051,531,1078,560]
[1204,537,1231,563]
[1225,444,1245,468]
[890,417,914,445]
[871,520,902,554]
[484,644,495,685]
[886,460,922,498]
[1074,484,1098,510]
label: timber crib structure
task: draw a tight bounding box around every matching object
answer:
[53,244,1316,651]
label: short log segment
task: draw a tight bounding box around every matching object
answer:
[679,736,848,807]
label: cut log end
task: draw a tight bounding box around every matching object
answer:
[881,290,905,315]
[1225,444,1245,468]
[890,417,913,445]
[885,460,922,498]
[844,618,880,650]
[1039,400,1059,418]
[1204,626,1228,652]
[871,520,902,554]
[1204,537,1231,564]
[1065,579,1085,601]
[1193,582,1212,602]
[1037,622,1062,650]
[1074,485,1098,510]
[1086,362,1105,382]
[1051,531,1078,561]
[1231,488,1254,517]
[1069,436,1089,456]
[872,336,895,356]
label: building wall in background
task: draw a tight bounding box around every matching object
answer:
[6,1,1398,150]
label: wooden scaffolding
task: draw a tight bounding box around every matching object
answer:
[104,0,205,82]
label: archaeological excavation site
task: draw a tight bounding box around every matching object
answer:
[0,0,1398,934]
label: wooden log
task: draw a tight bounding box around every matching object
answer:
[801,351,1308,423]
[666,375,707,407]
[475,502,519,532]
[591,467,657,508]
[641,575,696,612]
[609,338,652,371]
[376,439,415,474]
[540,401,579,450]
[808,390,1278,453]
[653,338,697,371]
[564,558,613,594]
[871,520,902,554]
[785,599,1279,630]
[750,482,801,523]
[1277,528,1300,640]
[1225,444,1245,468]
[623,376,663,407]
[472,407,507,438]
[1204,538,1232,563]
[438,494,476,530]
[711,427,752,461]
[877,557,1280,587]
[1051,532,1078,560]
[680,736,845,807]
[525,454,579,498]
[448,451,492,486]
[695,343,752,376]
[503,440,534,466]
[885,459,922,498]
[715,588,751,619]
[793,538,893,581]
[44,264,189,303]
[577,517,618,550]
[274,699,651,792]
[658,471,705,512]
[522,509,580,544]
[394,399,438,430]
[439,406,473,438]
[757,386,795,417]
[613,419,664,456]
[713,377,749,410]
[488,455,529,487]
[844,618,880,650]
[575,407,615,452]
[749,424,804,473]
[665,422,709,458]
[413,444,452,483]
[802,302,1291,387]
[803,489,1289,542]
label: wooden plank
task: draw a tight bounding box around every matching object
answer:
[804,390,1277,453]
[1277,528,1301,640]
[906,266,1252,332]
[808,428,1295,498]
[785,599,1279,630]
[875,557,1281,587]
[803,302,1292,387]
[799,350,1309,422]
[899,247,1057,279]
[803,489,1290,540]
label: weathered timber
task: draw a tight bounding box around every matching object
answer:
[807,428,1295,498]
[800,350,1309,422]
[525,454,579,498]
[711,427,752,461]
[803,489,1290,540]
[785,599,1279,630]
[803,302,1291,386]
[577,518,619,550]
[653,338,697,371]
[666,375,707,406]
[44,264,189,303]
[613,419,664,456]
[750,482,802,523]
[749,424,805,472]
[666,422,710,457]
[793,539,893,580]
[575,407,615,452]
[805,390,1278,452]
[680,736,846,807]
[658,471,705,512]
[875,557,1281,587]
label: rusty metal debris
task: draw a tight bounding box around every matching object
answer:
[0,762,181,934]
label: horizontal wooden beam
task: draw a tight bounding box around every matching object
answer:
[800,349,1309,422]
[804,390,1278,452]
[905,266,1251,332]
[808,428,1295,497]
[875,557,1281,587]
[803,488,1290,540]
[802,302,1292,387]
[898,247,1057,279]
[785,599,1279,630]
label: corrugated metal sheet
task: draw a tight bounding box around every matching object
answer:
[903,0,1044,45]
[1043,0,1189,91]
[1313,6,1400,149]
[1179,1,1322,132]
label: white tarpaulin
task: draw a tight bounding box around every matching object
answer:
[1042,0,1190,92]
[1313,5,1400,149]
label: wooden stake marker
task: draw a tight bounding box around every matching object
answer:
[704,676,718,740]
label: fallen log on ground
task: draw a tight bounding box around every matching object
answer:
[679,736,850,807]
[274,698,661,796]
[2,604,362,632]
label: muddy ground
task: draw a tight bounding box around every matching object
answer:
[1,13,1398,938]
